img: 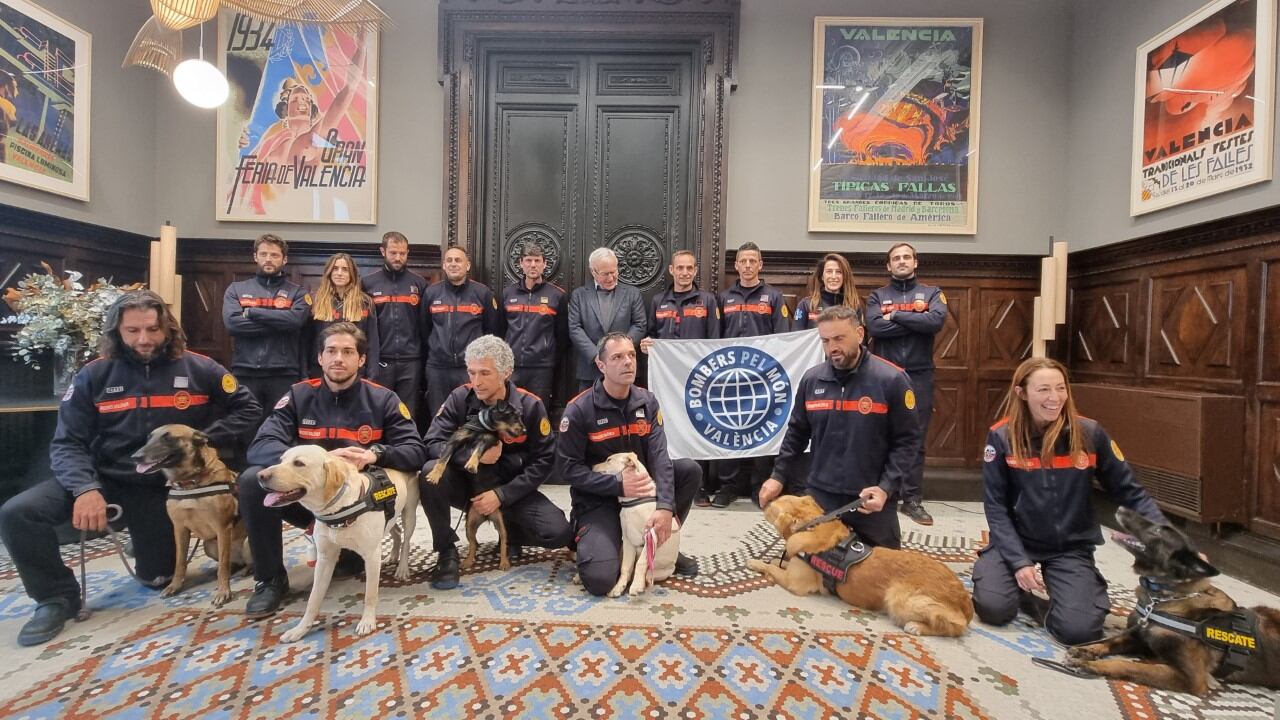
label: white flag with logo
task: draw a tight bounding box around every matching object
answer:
[649,329,824,460]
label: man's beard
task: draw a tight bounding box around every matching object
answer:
[124,342,165,363]
[830,346,860,369]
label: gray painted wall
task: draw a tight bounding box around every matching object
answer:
[727,0,1071,256]
[0,0,155,235]
[1065,0,1280,250]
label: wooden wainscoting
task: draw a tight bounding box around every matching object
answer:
[725,250,1042,471]
[1068,205,1280,539]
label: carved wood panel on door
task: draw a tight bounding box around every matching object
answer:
[1147,266,1247,386]
[1070,281,1139,380]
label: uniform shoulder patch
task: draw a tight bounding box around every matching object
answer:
[655,409,663,426]
[939,292,948,305]
[62,384,75,402]
[559,416,570,433]
[274,394,290,410]
[304,293,313,306]
[1110,439,1125,462]
[781,304,790,318]
[540,417,551,436]
[983,444,996,463]
[904,389,916,410]
[491,297,498,309]
[221,373,238,393]
[399,402,412,421]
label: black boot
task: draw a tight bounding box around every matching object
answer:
[430,547,460,590]
[18,597,80,647]
[673,553,699,578]
[245,575,289,619]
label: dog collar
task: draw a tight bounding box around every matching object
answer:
[620,497,656,508]
[793,497,865,533]
[168,483,235,499]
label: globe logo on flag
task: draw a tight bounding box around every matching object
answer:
[685,346,793,450]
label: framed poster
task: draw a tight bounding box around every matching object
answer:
[0,0,90,201]
[216,11,379,223]
[1131,0,1275,216]
[808,17,982,234]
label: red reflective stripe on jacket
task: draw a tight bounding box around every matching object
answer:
[805,398,888,415]
[682,307,709,318]
[296,427,385,442]
[372,295,420,305]
[96,394,210,413]
[881,303,926,312]
[508,304,557,316]
[1005,453,1097,470]
[587,421,651,443]
[724,303,772,315]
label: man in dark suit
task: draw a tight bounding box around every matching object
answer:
[567,248,646,391]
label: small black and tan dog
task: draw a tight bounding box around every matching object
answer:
[131,424,251,606]
[422,402,525,570]
[1065,506,1279,695]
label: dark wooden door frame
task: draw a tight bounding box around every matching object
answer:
[438,0,740,288]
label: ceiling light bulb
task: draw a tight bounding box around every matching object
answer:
[173,58,228,108]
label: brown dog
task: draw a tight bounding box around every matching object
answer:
[747,495,973,636]
[131,424,250,607]
[1065,507,1280,695]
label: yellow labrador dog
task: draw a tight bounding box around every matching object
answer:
[257,445,419,641]
[592,452,680,598]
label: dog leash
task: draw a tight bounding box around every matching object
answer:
[793,497,865,532]
[78,503,142,621]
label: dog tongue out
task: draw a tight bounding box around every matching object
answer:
[136,461,159,474]
[264,490,302,507]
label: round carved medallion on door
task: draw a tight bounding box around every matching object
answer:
[504,223,562,283]
[606,226,664,287]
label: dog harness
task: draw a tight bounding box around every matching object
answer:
[1134,577,1261,677]
[314,467,398,528]
[797,534,874,594]
[167,482,236,499]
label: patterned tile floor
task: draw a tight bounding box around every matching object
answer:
[0,489,1276,719]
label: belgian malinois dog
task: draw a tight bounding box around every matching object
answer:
[132,424,250,606]
[1065,507,1280,695]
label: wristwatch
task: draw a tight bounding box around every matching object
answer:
[368,443,387,465]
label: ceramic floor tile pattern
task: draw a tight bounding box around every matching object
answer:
[0,490,1276,719]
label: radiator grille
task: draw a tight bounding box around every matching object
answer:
[1132,464,1201,517]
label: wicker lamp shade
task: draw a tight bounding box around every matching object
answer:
[122,16,184,77]
[223,0,391,30]
[150,0,221,31]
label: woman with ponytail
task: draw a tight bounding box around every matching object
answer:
[308,253,379,378]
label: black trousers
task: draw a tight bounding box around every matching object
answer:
[574,458,701,597]
[512,366,554,407]
[419,460,572,552]
[372,358,423,430]
[716,455,776,498]
[238,372,299,433]
[971,545,1110,645]
[0,479,177,604]
[807,485,901,549]
[425,365,470,425]
[901,369,934,503]
[238,466,316,583]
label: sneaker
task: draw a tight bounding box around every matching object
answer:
[673,553,699,578]
[18,597,80,647]
[245,575,289,619]
[900,500,934,526]
[710,487,738,508]
[430,547,461,590]
[694,490,712,508]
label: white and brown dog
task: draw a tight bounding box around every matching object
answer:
[257,445,420,641]
[592,452,681,597]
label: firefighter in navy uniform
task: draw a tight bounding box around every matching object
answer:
[713,242,790,508]
[423,246,502,421]
[0,291,261,646]
[364,231,430,423]
[237,322,427,619]
[556,333,701,596]
[973,358,1167,645]
[866,242,947,526]
[501,242,567,404]
[222,233,311,429]
[421,336,571,590]
[641,249,720,349]
[759,305,921,550]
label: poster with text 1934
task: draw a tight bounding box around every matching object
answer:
[1131,0,1275,216]
[216,11,378,223]
[808,17,982,234]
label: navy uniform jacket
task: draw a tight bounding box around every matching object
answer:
[866,277,947,372]
[647,287,721,340]
[983,417,1167,570]
[794,290,861,331]
[222,272,311,374]
[424,380,555,506]
[502,279,568,369]
[556,382,675,516]
[773,351,921,497]
[306,294,380,376]
[720,281,790,337]
[422,279,502,369]
[364,266,430,361]
[248,378,426,472]
[51,351,262,496]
